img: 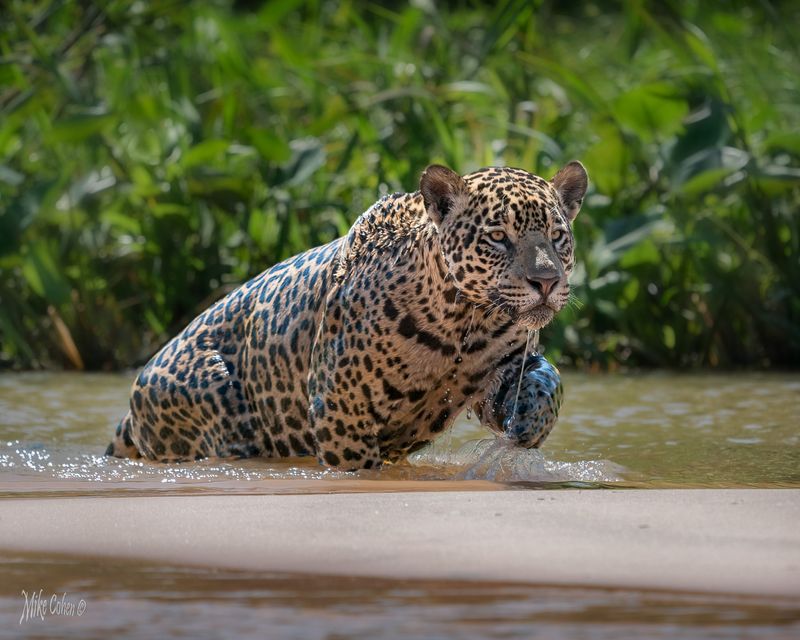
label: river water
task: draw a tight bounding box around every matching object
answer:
[1,371,798,638]
[1,371,798,493]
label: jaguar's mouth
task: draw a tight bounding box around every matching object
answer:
[513,304,555,330]
[489,293,557,330]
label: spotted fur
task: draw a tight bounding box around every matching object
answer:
[107,162,588,470]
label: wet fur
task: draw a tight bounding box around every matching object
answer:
[107,164,587,470]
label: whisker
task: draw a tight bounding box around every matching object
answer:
[567,291,584,310]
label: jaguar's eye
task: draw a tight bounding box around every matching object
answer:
[551,229,565,244]
[487,229,507,244]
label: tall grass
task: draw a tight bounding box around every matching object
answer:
[1,0,798,369]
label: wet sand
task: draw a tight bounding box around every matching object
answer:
[0,477,503,498]
[1,489,798,597]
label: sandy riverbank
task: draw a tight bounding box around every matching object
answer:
[1,489,798,597]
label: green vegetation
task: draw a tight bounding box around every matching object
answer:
[1,0,798,370]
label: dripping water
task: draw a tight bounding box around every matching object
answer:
[462,306,476,345]
[510,329,539,418]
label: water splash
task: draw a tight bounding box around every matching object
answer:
[409,437,624,484]
[0,441,347,485]
[0,435,624,491]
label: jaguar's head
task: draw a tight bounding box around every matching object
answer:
[420,162,588,330]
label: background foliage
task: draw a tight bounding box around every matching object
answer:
[1,0,798,370]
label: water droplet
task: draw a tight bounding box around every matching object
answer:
[511,330,534,418]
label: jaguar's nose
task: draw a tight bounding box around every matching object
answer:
[526,275,559,299]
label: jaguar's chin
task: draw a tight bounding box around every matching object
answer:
[512,304,555,330]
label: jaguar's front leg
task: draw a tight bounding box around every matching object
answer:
[476,353,564,448]
[308,394,383,471]
[306,321,384,470]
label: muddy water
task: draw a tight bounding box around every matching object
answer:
[1,371,799,638]
[2,552,798,640]
[0,371,798,494]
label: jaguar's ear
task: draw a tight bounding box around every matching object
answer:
[551,161,588,223]
[420,164,468,227]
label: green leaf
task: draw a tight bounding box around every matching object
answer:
[619,239,660,269]
[181,139,230,170]
[670,99,730,165]
[613,82,688,141]
[257,0,307,27]
[595,298,622,320]
[280,139,327,187]
[583,123,626,195]
[0,310,36,363]
[47,113,115,143]
[750,165,800,195]
[672,146,750,194]
[663,325,676,349]
[763,132,800,156]
[683,23,720,73]
[308,95,350,137]
[66,168,117,204]
[187,172,252,197]
[0,179,59,257]
[248,129,292,163]
[678,166,743,197]
[151,203,190,218]
[101,209,142,234]
[517,53,608,111]
[22,242,71,306]
[591,212,674,272]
